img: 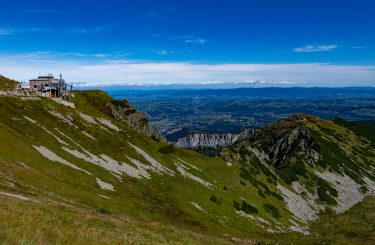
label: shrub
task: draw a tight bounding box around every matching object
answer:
[317,187,337,205]
[360,186,368,194]
[258,189,266,199]
[241,200,258,214]
[158,145,175,154]
[209,195,221,204]
[316,178,338,197]
[240,167,259,188]
[233,200,241,211]
[263,203,281,219]
[316,177,338,205]
[195,146,220,157]
[277,162,307,184]
[151,134,160,141]
[97,207,111,215]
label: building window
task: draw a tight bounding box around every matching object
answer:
[33,85,37,88]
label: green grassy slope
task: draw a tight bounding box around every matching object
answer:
[0,88,374,244]
[0,75,18,90]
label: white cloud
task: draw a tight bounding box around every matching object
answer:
[185,38,207,45]
[0,53,374,87]
[67,27,104,34]
[0,27,52,36]
[293,44,338,53]
[156,50,168,55]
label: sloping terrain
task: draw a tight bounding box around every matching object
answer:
[0,87,374,244]
[0,75,18,90]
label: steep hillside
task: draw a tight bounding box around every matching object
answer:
[223,114,375,222]
[0,89,374,244]
[0,75,18,90]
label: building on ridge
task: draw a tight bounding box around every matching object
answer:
[29,73,70,98]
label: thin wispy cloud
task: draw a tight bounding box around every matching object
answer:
[21,9,59,14]
[293,44,338,53]
[18,51,132,59]
[184,38,207,45]
[156,50,168,55]
[67,26,105,34]
[0,28,12,36]
[0,27,51,36]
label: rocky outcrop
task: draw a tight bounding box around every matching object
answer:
[254,114,320,168]
[107,101,165,140]
[175,129,256,148]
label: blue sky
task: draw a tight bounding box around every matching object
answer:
[0,0,374,86]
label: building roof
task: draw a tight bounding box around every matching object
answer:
[30,78,51,82]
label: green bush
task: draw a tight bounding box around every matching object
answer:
[240,167,259,188]
[158,145,175,154]
[258,189,266,199]
[241,200,258,214]
[209,195,221,204]
[97,207,111,215]
[263,203,281,219]
[317,178,338,197]
[233,200,241,211]
[151,134,160,141]
[195,146,220,157]
[316,177,338,205]
[277,162,307,184]
[317,188,337,205]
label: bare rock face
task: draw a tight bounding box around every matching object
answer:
[254,114,320,168]
[175,129,257,148]
[107,101,165,141]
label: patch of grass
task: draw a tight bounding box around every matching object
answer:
[85,218,116,229]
